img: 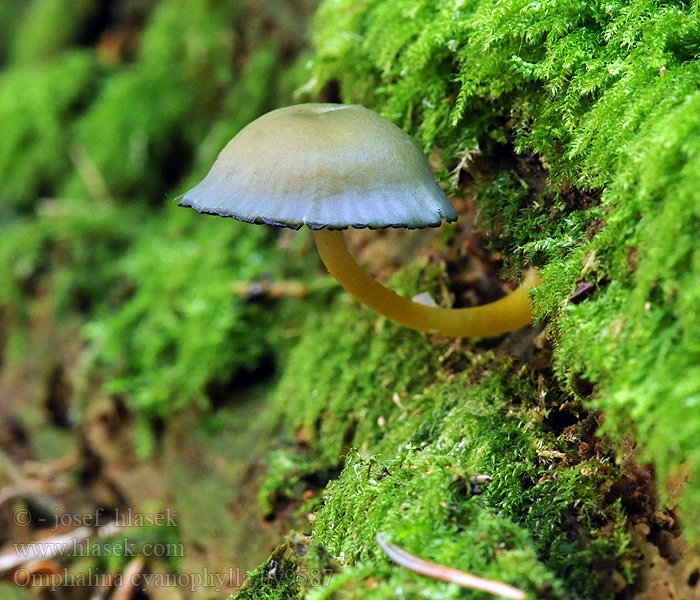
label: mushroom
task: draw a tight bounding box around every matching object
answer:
[179,103,539,337]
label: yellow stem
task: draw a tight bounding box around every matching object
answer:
[313,228,540,338]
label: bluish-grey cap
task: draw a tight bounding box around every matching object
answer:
[179,103,458,230]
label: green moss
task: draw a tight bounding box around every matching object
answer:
[264,282,635,599]
[0,198,142,337]
[61,0,308,204]
[225,2,700,596]
[0,1,25,63]
[85,207,298,420]
[11,0,97,65]
[0,0,303,212]
[0,0,318,430]
[0,50,97,213]
[3,0,700,596]
[235,533,337,600]
[275,261,452,466]
[63,0,241,202]
[308,0,700,539]
[0,583,33,599]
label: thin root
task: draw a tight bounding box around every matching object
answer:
[376,533,526,600]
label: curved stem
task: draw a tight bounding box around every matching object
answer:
[313,228,540,338]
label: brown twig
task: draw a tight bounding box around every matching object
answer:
[0,527,92,574]
[0,522,122,575]
[376,533,526,600]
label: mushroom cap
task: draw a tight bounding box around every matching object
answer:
[179,103,457,230]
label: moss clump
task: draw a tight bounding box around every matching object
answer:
[235,533,338,600]
[308,0,700,537]
[0,199,143,334]
[85,208,297,420]
[276,261,449,466]
[0,50,97,213]
[0,198,319,460]
[264,279,636,599]
[63,0,244,202]
[0,0,319,432]
[10,0,98,65]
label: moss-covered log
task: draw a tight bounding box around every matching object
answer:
[241,0,700,598]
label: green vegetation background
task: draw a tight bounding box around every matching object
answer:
[1,0,700,598]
